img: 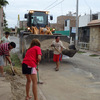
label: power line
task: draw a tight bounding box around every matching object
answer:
[47,0,64,10]
[46,0,64,10]
[84,0,91,10]
[44,0,58,10]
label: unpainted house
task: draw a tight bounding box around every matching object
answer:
[51,14,76,31]
[78,13,100,50]
[88,20,100,51]
[50,13,76,38]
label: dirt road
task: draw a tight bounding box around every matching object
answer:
[4,36,100,100]
[38,53,100,100]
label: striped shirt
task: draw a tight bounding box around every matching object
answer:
[0,43,9,56]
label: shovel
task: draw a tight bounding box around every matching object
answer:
[37,65,43,84]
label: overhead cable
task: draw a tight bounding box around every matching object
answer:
[84,0,91,10]
[44,0,58,10]
[45,0,64,10]
[47,0,64,10]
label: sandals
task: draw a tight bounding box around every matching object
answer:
[25,96,32,100]
[55,67,59,71]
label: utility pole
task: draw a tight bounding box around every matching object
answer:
[90,9,92,21]
[17,14,20,28]
[75,0,79,49]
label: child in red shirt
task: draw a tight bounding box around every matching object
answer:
[22,39,42,100]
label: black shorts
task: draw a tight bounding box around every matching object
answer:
[22,63,37,74]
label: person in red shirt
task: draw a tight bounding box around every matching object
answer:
[22,39,42,100]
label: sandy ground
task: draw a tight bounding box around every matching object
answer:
[4,52,100,100]
[2,36,100,100]
[5,72,45,100]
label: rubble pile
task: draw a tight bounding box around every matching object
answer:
[40,39,70,60]
[41,39,77,59]
[41,39,69,50]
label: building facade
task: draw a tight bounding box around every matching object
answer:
[88,20,100,51]
[51,15,76,31]
[19,20,27,29]
[79,12,100,51]
[50,14,76,39]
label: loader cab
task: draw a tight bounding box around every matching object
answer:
[25,10,53,29]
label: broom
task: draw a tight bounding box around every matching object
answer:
[10,63,15,76]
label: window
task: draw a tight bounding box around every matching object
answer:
[92,14,98,20]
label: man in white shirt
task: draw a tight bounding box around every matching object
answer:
[0,31,11,66]
[1,31,10,43]
[51,36,64,71]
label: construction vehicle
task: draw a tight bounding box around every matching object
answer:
[24,10,53,35]
[19,10,77,60]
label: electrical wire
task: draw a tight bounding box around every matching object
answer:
[45,0,64,10]
[83,0,91,10]
[47,0,64,10]
[44,0,58,10]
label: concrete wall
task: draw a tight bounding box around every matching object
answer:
[98,13,100,19]
[89,26,100,51]
[79,15,90,27]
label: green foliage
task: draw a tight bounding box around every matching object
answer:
[3,11,8,28]
[3,27,11,32]
[0,0,9,8]
[10,53,22,68]
[77,51,86,53]
[0,1,9,31]
[89,54,99,57]
[17,28,26,34]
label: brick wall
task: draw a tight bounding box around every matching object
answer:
[50,23,64,31]
[57,15,76,26]
[50,15,76,31]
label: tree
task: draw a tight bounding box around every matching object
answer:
[0,0,9,8]
[3,11,11,32]
[0,0,9,31]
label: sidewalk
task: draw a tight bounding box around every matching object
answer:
[80,49,100,55]
[0,77,12,100]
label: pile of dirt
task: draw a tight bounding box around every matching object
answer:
[41,39,69,50]
[6,74,26,100]
[5,73,44,100]
[40,39,70,60]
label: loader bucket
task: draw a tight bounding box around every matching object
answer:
[62,49,77,57]
[62,45,77,57]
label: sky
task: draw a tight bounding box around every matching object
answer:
[3,0,100,28]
